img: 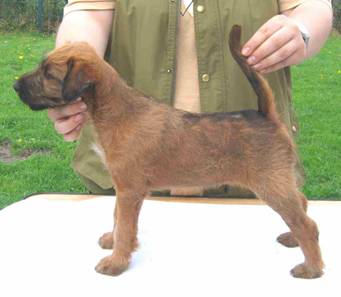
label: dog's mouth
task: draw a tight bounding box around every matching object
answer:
[17,91,57,111]
[24,96,61,111]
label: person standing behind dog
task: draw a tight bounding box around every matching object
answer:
[47,0,332,197]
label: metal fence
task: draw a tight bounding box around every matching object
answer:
[0,0,66,32]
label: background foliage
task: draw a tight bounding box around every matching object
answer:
[0,0,66,32]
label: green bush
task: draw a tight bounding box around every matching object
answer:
[333,0,341,32]
[0,0,66,32]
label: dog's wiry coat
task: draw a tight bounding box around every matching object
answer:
[14,25,324,279]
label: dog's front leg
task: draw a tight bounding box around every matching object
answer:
[98,204,117,250]
[95,189,145,276]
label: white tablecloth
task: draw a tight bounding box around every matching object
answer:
[0,195,340,297]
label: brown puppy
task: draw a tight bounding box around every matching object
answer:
[14,25,324,279]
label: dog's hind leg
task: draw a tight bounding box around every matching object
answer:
[95,188,145,276]
[276,191,308,248]
[253,182,324,279]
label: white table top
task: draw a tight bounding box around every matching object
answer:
[0,194,340,297]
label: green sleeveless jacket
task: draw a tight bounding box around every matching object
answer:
[72,0,300,195]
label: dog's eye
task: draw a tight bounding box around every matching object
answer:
[44,70,55,80]
[42,63,55,80]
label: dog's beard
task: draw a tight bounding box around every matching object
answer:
[19,94,56,111]
[27,102,50,111]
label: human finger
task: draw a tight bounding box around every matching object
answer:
[259,46,305,74]
[54,112,86,136]
[252,36,305,72]
[63,124,83,142]
[241,15,287,57]
[246,25,296,66]
[47,98,87,122]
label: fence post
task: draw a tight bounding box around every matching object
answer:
[36,0,44,32]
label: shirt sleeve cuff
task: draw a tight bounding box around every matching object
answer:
[279,0,332,12]
[64,1,115,16]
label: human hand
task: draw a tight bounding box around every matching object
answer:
[242,15,307,73]
[47,98,87,141]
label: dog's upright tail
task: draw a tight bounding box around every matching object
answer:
[229,25,280,124]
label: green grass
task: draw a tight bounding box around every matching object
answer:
[292,33,341,199]
[0,32,340,209]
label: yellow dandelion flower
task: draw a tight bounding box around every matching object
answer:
[18,55,24,60]
[14,76,19,80]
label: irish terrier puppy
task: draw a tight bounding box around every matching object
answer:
[14,25,324,278]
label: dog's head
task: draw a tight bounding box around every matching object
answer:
[13,42,101,111]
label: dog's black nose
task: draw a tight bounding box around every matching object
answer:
[13,80,21,93]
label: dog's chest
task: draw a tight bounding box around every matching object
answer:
[91,143,107,166]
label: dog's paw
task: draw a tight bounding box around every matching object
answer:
[290,263,323,279]
[277,232,299,248]
[95,255,129,276]
[98,232,114,249]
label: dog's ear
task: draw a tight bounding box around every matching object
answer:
[62,58,94,102]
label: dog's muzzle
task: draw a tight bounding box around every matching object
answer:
[13,80,47,111]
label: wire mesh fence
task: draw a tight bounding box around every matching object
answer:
[0,0,66,32]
